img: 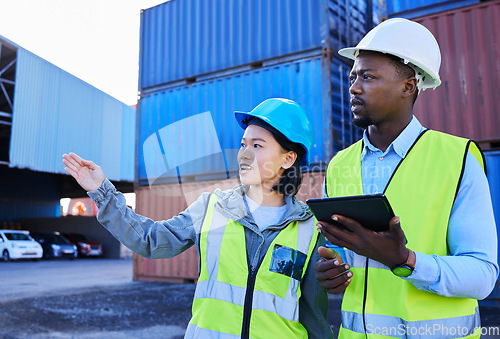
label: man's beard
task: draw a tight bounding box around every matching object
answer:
[352,115,373,129]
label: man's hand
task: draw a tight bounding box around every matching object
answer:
[315,246,352,294]
[317,215,409,269]
[62,153,106,192]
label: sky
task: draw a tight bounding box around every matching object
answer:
[0,0,167,106]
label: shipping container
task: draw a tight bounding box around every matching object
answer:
[379,0,480,19]
[139,0,372,90]
[0,35,136,182]
[413,1,500,150]
[137,55,361,186]
[485,150,500,300]
[133,172,324,282]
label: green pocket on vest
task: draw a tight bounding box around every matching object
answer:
[269,244,307,281]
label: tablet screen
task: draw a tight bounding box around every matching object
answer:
[306,194,394,232]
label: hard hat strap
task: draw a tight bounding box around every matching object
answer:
[405,62,425,92]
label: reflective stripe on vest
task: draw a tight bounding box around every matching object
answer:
[325,130,484,339]
[187,194,318,338]
[185,324,240,339]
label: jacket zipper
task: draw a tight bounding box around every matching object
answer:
[241,266,257,339]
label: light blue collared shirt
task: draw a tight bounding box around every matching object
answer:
[324,116,498,299]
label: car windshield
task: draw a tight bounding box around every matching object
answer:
[5,233,31,241]
[46,234,71,245]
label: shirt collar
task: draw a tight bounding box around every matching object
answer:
[361,116,425,160]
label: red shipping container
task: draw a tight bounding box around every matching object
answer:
[413,1,500,150]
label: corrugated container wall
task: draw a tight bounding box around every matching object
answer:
[137,56,360,185]
[413,1,500,150]
[9,47,136,182]
[139,0,370,90]
[133,172,325,282]
[485,150,500,300]
[379,0,480,19]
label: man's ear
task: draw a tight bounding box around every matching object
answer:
[402,77,418,98]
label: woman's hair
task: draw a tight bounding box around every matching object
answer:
[248,118,306,196]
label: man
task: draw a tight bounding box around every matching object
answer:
[315,18,498,338]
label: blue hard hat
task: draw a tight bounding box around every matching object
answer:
[235,98,314,166]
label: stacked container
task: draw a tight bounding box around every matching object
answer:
[412,0,500,301]
[134,0,373,282]
[137,0,373,185]
[379,0,480,19]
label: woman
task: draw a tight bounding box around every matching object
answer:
[62,98,333,338]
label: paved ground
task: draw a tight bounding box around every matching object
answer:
[0,259,498,338]
[0,259,133,303]
[0,258,193,339]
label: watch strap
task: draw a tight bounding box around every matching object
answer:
[391,249,416,277]
[406,249,416,270]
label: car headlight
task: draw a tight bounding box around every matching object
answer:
[51,244,61,250]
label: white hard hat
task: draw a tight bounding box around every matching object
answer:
[339,18,441,91]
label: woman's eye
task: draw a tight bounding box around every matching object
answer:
[253,144,262,148]
[240,143,245,148]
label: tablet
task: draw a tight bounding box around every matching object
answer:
[306,194,394,232]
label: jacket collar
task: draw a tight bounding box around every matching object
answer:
[213,184,312,230]
[361,116,425,160]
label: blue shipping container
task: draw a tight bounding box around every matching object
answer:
[139,0,371,90]
[6,41,136,182]
[137,55,361,185]
[485,150,500,300]
[380,0,480,19]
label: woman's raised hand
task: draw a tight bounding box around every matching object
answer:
[62,153,106,192]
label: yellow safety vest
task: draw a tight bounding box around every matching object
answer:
[325,130,485,339]
[185,194,319,338]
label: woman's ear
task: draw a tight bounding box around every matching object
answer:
[282,151,298,169]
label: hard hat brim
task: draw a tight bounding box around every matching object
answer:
[338,47,358,60]
[235,111,264,130]
[234,110,311,166]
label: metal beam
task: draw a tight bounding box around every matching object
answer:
[0,111,12,118]
[0,120,12,126]
[0,58,16,76]
[0,82,12,109]
[0,78,14,85]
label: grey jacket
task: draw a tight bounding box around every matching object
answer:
[88,179,333,338]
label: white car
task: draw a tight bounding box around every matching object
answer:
[0,229,43,261]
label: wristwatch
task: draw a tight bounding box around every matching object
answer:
[391,249,416,277]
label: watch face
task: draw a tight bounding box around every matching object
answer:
[392,266,412,277]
